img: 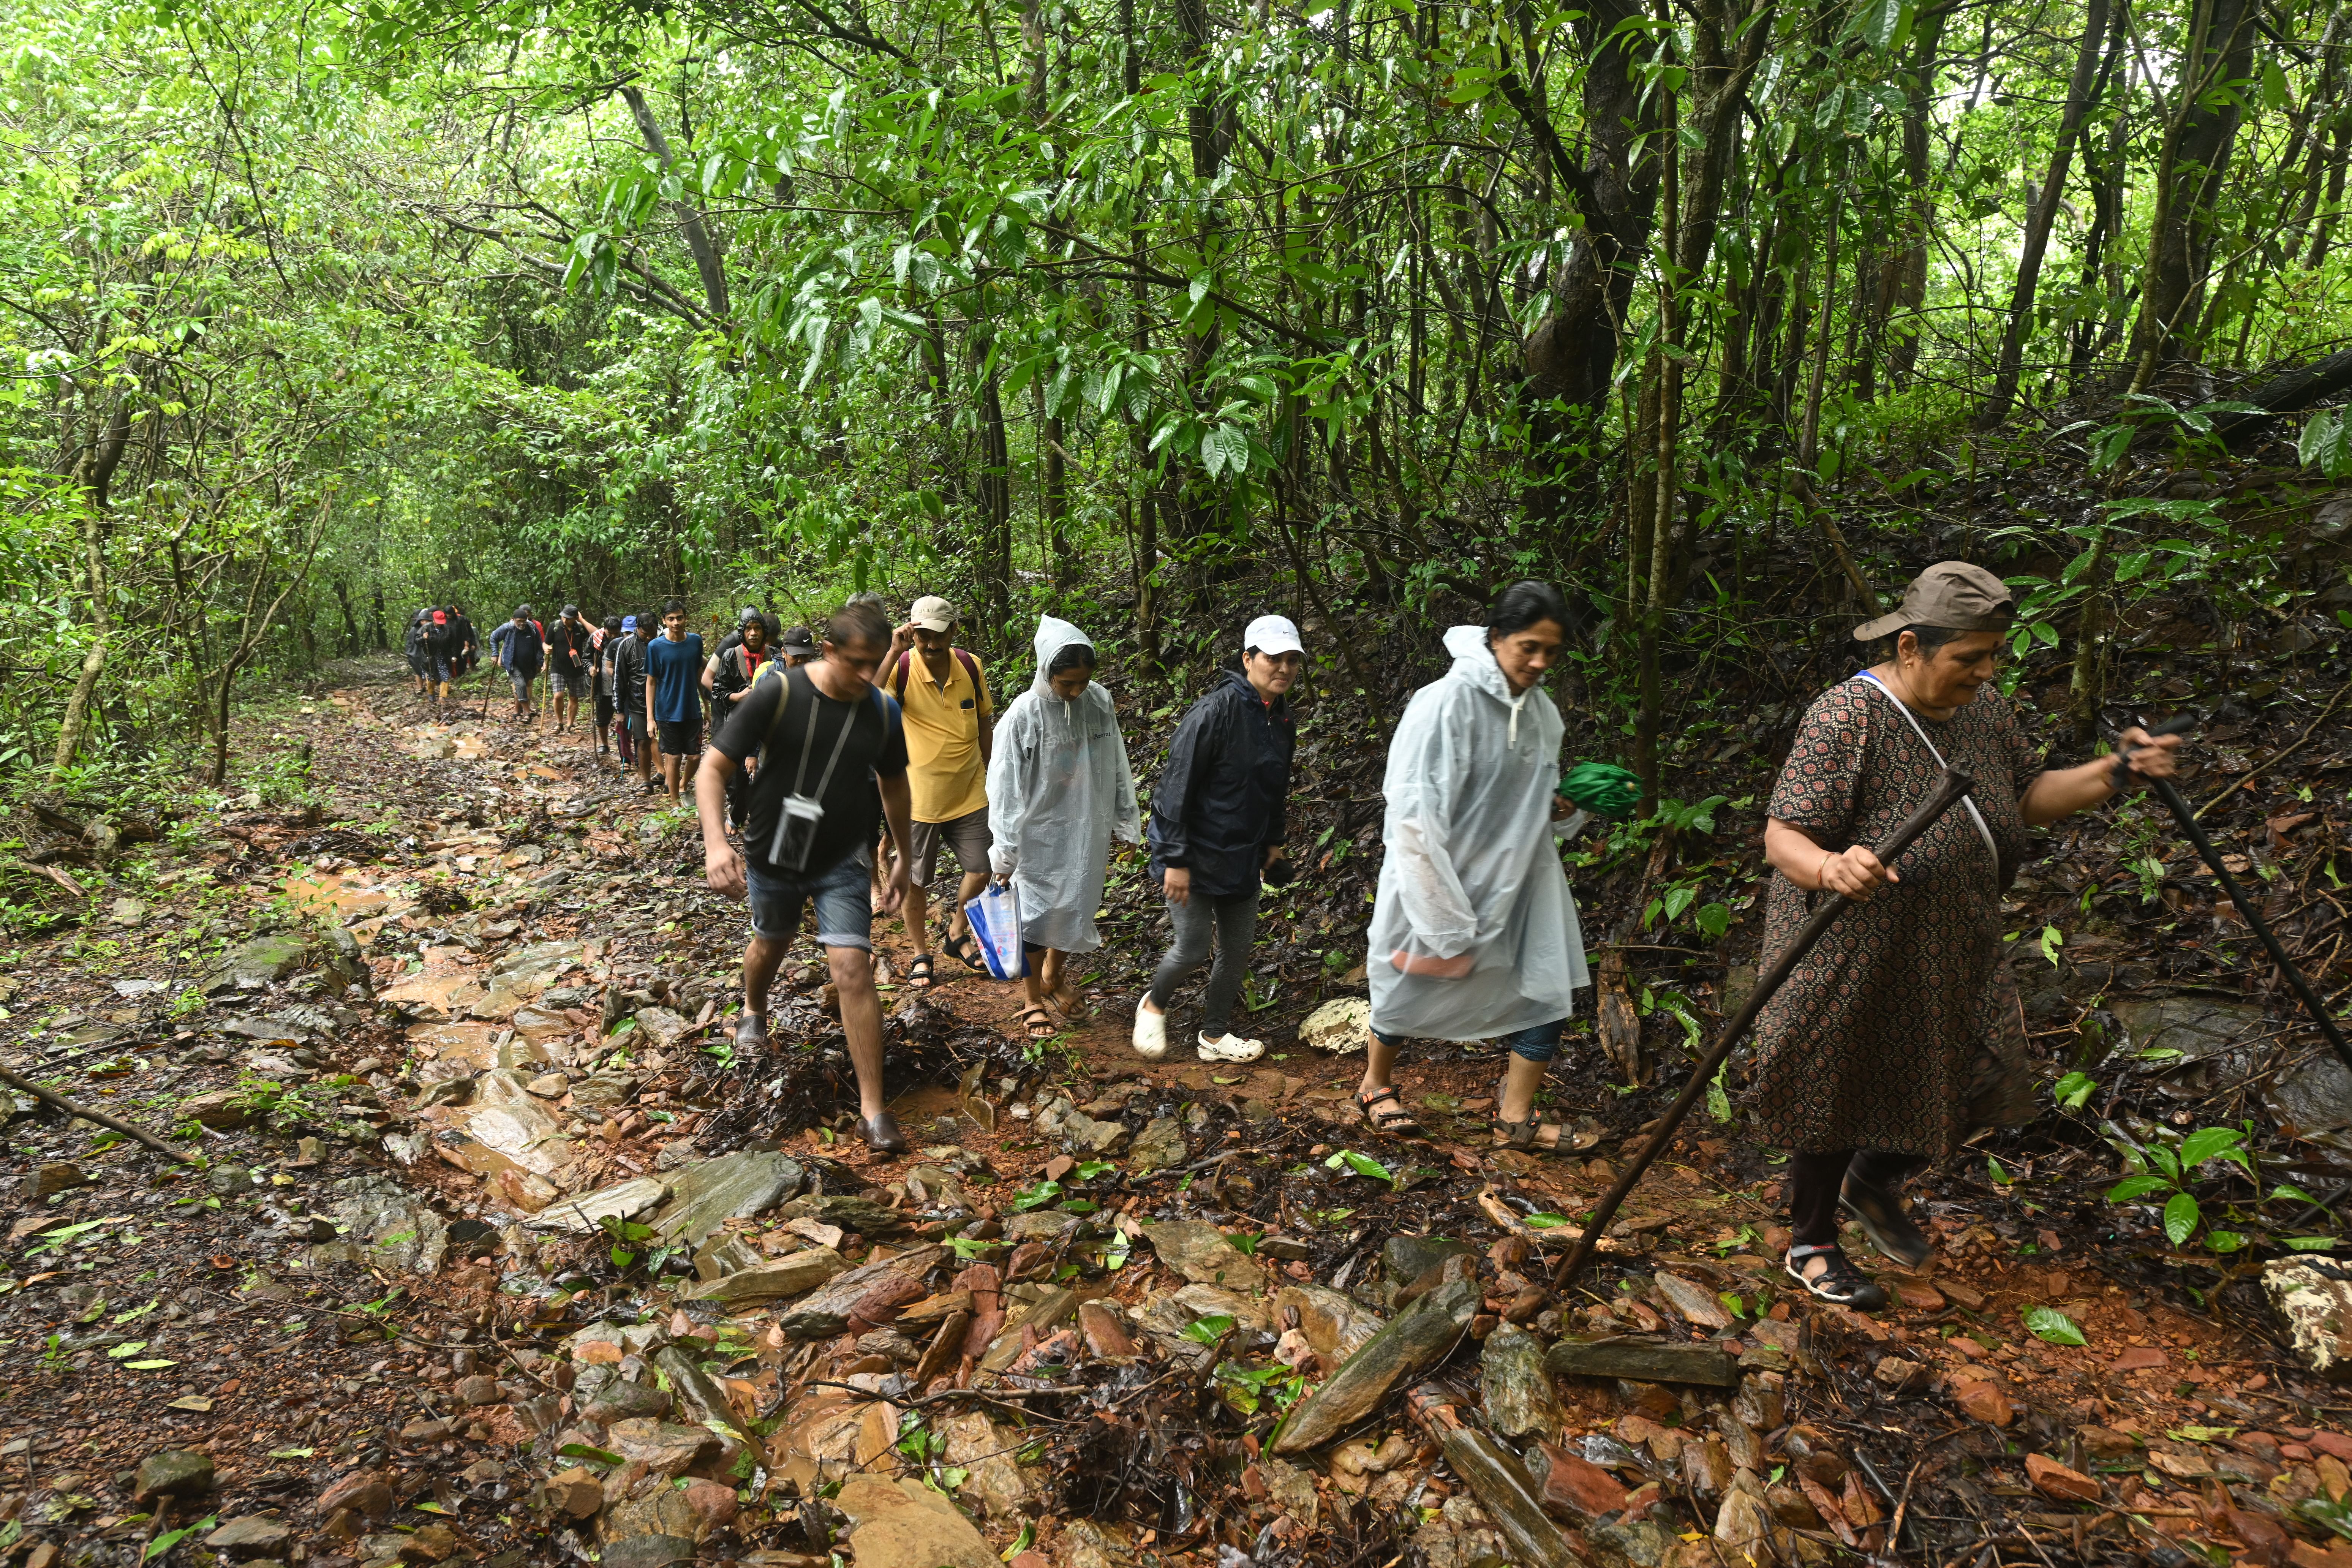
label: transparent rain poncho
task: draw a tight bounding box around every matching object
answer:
[1367,624,1590,1041]
[986,615,1142,954]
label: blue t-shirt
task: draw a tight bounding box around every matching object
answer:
[645,633,705,723]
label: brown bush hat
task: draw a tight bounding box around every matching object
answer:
[1854,561,2016,642]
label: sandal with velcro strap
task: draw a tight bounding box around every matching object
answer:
[1783,1243,1887,1310]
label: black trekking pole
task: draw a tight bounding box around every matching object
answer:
[1552,766,1980,1291]
[2125,715,2352,1079]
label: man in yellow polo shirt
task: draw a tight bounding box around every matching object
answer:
[883,595,994,989]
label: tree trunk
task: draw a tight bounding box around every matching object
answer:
[1978,0,2112,427]
[334,577,362,653]
[617,82,730,322]
[1887,3,1949,391]
[2126,0,2257,387]
[976,316,1013,637]
[50,394,133,783]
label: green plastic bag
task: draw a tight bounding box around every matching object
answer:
[1561,761,1641,819]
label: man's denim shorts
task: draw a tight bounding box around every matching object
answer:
[746,849,873,950]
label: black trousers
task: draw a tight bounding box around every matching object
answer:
[1788,1149,1927,1247]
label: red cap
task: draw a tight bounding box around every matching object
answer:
[432,610,447,624]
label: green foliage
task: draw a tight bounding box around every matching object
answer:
[2104,1124,2320,1255]
[2022,1306,2086,1346]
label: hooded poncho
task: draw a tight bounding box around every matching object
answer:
[986,616,1141,953]
[1366,625,1590,1040]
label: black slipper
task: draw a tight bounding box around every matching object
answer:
[1785,1244,1887,1309]
[1841,1175,1933,1267]
[861,1110,908,1155]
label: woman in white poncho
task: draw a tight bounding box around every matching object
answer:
[1358,582,1591,1153]
[987,615,1142,1040]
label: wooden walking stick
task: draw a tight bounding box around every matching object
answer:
[1552,766,1980,1290]
[2127,717,2352,1078]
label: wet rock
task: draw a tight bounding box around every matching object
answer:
[527,1174,671,1234]
[2264,1260,2352,1381]
[632,1007,691,1049]
[1273,1277,1478,1456]
[1713,1488,1782,1568]
[575,1367,671,1426]
[1650,1272,1733,1331]
[645,1150,804,1248]
[1381,1234,1475,1304]
[205,1516,291,1559]
[319,1470,394,1520]
[814,1193,914,1238]
[686,1247,849,1305]
[1077,1300,1138,1359]
[1544,1337,1738,1387]
[180,1090,254,1130]
[1144,1220,1269,1291]
[1415,1396,1581,1568]
[942,1411,1037,1518]
[1536,1442,1629,1519]
[1481,1324,1563,1442]
[2268,1055,2352,1138]
[650,1346,740,1432]
[606,1418,721,1476]
[465,1068,578,1178]
[1731,1372,1785,1432]
[981,1287,1079,1372]
[1002,1210,1082,1244]
[601,1487,702,1546]
[1300,997,1370,1053]
[1953,1380,2014,1424]
[1128,1116,1187,1175]
[540,1467,604,1519]
[207,931,310,993]
[834,1475,997,1568]
[568,1073,639,1111]
[779,1250,940,1340]
[30,1162,87,1197]
[205,1162,254,1196]
[490,940,584,993]
[598,1533,696,1568]
[1273,1283,1384,1360]
[452,1374,502,1405]
[1872,1357,1932,1396]
[1059,1518,1134,1568]
[2025,1453,2099,1503]
[313,1173,448,1274]
[133,1449,215,1500]
[2110,996,2265,1062]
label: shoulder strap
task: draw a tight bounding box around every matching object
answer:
[955,648,980,694]
[758,662,795,762]
[885,650,912,697]
[1850,673,2001,870]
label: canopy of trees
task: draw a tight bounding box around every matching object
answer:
[2,0,2346,792]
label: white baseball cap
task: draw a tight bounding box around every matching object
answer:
[1244,614,1304,658]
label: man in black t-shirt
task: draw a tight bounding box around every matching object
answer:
[546,605,594,734]
[698,597,915,1154]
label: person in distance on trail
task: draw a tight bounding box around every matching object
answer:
[1134,613,1302,1065]
[987,616,1141,1043]
[546,605,594,735]
[1755,562,2181,1309]
[697,597,916,1154]
[591,614,620,761]
[704,609,778,830]
[489,604,546,724]
[426,607,460,713]
[404,609,432,698]
[613,614,654,787]
[644,599,706,805]
[878,595,996,994]
[1356,582,1593,1153]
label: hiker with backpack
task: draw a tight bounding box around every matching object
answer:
[876,596,995,993]
[697,597,916,1154]
[705,609,779,828]
[404,610,433,697]
[591,615,621,760]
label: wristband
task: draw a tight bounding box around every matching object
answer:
[1819,848,1834,887]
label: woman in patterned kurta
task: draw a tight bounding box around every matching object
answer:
[1753,562,2182,1309]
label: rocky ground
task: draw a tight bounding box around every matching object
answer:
[5,623,2352,1568]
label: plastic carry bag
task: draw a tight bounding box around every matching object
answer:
[964,882,1027,981]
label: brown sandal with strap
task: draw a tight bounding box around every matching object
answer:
[1492,1116,1573,1154]
[1020,1005,1058,1041]
[1356,1086,1424,1138]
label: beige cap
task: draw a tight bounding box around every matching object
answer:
[1854,561,2015,641]
[909,595,955,633]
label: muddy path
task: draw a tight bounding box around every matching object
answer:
[2,655,2350,1568]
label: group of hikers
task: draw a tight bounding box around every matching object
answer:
[411,564,2186,1313]
[403,600,824,806]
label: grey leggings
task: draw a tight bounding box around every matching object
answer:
[1147,890,1260,1038]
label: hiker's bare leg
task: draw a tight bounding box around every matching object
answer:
[830,945,888,1120]
[742,933,786,1018]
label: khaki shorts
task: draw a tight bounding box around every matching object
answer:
[909,808,992,885]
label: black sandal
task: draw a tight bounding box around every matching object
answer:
[1356,1087,1425,1138]
[1784,1244,1888,1310]
[940,921,986,974]
[1841,1176,1932,1267]
[1021,1005,1058,1041]
[906,954,936,991]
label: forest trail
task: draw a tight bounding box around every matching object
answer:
[5,655,2352,1568]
